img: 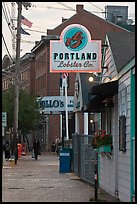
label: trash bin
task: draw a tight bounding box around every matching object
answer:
[18,143,22,158]
[59,148,71,173]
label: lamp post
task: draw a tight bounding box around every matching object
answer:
[94,151,98,201]
[88,74,99,201]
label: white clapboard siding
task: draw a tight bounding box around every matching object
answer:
[102,37,118,82]
[99,37,118,196]
[118,70,131,202]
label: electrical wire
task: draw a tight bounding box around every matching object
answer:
[56,2,76,11]
[5,2,12,20]
[2,34,14,63]
[23,28,47,34]
[2,3,10,23]
[21,40,35,44]
[33,25,48,30]
[2,4,14,36]
[23,2,135,23]
[2,2,135,60]
[88,2,104,11]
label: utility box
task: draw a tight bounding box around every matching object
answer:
[59,148,71,173]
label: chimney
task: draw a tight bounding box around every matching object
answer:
[35,41,39,46]
[76,4,84,13]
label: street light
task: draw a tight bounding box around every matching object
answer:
[89,76,94,82]
[88,73,112,84]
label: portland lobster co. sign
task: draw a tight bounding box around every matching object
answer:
[50,24,101,73]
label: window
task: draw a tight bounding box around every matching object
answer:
[124,87,128,116]
[119,87,128,116]
[119,115,126,152]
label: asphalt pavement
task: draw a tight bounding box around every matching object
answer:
[2,151,120,202]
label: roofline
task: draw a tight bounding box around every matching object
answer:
[48,7,131,34]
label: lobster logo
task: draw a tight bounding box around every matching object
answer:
[65,31,84,49]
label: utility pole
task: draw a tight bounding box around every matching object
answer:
[13,2,31,163]
[13,2,22,164]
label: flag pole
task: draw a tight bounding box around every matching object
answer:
[64,77,69,140]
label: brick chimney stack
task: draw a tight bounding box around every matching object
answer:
[76,4,84,13]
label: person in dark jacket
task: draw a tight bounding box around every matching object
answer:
[33,139,40,160]
[5,141,11,160]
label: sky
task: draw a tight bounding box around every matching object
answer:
[2,2,135,59]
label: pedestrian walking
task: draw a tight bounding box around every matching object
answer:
[55,136,61,155]
[4,141,11,160]
[51,142,56,154]
[33,139,41,160]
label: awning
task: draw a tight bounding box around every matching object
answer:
[86,80,118,112]
[90,80,118,96]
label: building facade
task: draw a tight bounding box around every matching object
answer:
[81,32,135,202]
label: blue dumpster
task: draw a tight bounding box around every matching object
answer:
[59,148,71,173]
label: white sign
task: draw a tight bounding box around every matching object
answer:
[50,24,101,73]
[2,112,7,127]
[37,96,74,113]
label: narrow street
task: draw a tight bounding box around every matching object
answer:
[2,152,119,202]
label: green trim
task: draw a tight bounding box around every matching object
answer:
[98,113,101,185]
[130,69,135,202]
[98,154,100,185]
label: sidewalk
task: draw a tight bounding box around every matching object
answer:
[2,152,120,202]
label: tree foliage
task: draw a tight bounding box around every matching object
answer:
[2,86,41,135]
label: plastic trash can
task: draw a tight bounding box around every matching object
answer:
[18,143,22,158]
[59,148,71,173]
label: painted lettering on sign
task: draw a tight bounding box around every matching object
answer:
[2,112,7,127]
[40,100,64,109]
[37,96,74,112]
[50,24,101,73]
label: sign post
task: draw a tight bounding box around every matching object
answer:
[64,77,69,140]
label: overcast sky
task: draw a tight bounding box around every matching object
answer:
[2,2,135,59]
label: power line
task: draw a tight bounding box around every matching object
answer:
[32,5,75,11]
[88,2,104,11]
[21,39,35,44]
[56,2,76,11]
[5,2,12,20]
[31,2,75,11]
[2,4,15,37]
[2,34,14,63]
[33,25,47,30]
[2,2,10,23]
[23,28,47,34]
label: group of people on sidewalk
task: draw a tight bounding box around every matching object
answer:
[3,136,62,161]
[3,139,41,161]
